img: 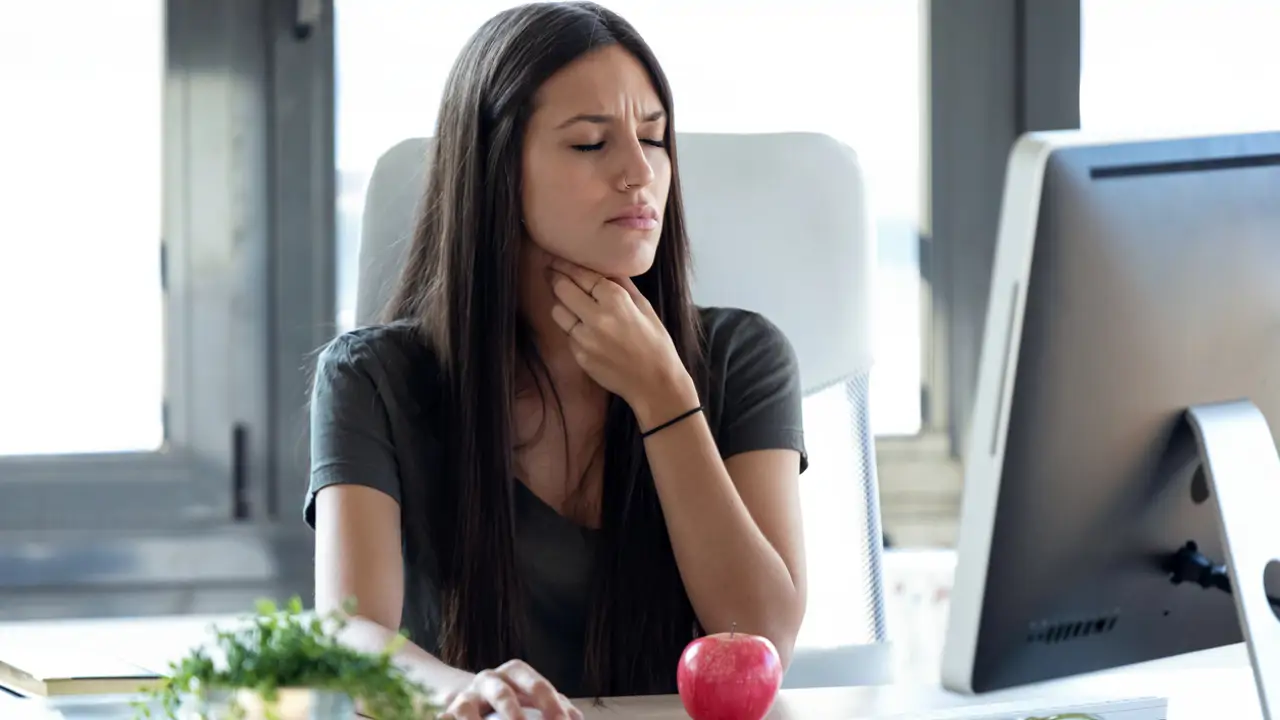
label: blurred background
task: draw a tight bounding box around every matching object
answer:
[1,0,1278,684]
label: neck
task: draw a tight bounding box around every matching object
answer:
[518,244,599,400]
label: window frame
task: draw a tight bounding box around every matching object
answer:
[0,0,333,615]
[924,0,1081,453]
[876,0,1082,548]
[0,0,256,530]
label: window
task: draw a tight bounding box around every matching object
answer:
[0,0,260,536]
[336,0,926,651]
[0,3,165,456]
[1081,0,1280,134]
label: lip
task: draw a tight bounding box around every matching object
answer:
[607,204,659,230]
[608,216,659,230]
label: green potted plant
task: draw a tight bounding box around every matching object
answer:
[131,597,436,720]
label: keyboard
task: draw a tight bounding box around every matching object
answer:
[869,695,1168,719]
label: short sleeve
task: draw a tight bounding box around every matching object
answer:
[303,332,403,528]
[716,312,809,474]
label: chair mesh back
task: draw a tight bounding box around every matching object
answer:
[847,371,888,643]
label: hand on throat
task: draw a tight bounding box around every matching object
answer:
[518,245,603,400]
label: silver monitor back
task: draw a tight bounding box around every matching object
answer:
[942,130,1280,694]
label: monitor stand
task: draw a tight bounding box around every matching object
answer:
[1184,399,1280,720]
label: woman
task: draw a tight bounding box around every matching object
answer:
[306,3,808,719]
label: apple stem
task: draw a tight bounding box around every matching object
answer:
[731,622,736,639]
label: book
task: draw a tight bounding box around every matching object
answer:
[0,647,164,697]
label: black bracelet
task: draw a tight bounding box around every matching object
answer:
[641,405,704,438]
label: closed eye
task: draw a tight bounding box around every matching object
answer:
[571,139,667,152]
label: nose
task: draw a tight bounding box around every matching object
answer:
[616,138,656,191]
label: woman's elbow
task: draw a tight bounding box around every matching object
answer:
[772,591,807,670]
[770,627,799,671]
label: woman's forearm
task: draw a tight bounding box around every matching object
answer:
[338,615,475,705]
[631,380,805,665]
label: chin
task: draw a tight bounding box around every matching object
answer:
[600,232,660,277]
[591,250,657,279]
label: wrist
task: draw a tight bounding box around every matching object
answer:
[630,367,700,432]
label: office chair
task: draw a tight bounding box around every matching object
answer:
[355,132,892,688]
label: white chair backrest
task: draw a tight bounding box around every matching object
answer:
[356,133,874,391]
[357,132,890,686]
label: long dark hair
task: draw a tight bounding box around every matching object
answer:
[383,1,703,697]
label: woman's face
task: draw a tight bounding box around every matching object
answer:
[521,45,671,279]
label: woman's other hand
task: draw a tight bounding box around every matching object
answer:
[546,258,698,428]
[438,659,582,720]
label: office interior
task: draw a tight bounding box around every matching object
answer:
[2,0,1279,717]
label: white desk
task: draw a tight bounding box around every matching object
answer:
[573,645,1257,718]
[0,617,1261,719]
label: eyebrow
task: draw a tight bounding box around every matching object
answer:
[555,110,666,129]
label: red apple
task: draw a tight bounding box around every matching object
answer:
[676,626,783,720]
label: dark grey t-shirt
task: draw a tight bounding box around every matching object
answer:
[303,306,807,697]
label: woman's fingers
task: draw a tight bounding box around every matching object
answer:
[548,257,601,294]
[497,660,575,720]
[477,669,526,720]
[611,275,654,316]
[439,691,487,720]
[548,269,600,321]
[439,662,580,720]
[550,303,579,335]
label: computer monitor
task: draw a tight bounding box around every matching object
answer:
[941,130,1280,710]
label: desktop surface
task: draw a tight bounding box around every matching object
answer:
[0,643,1259,719]
[3,694,1175,720]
